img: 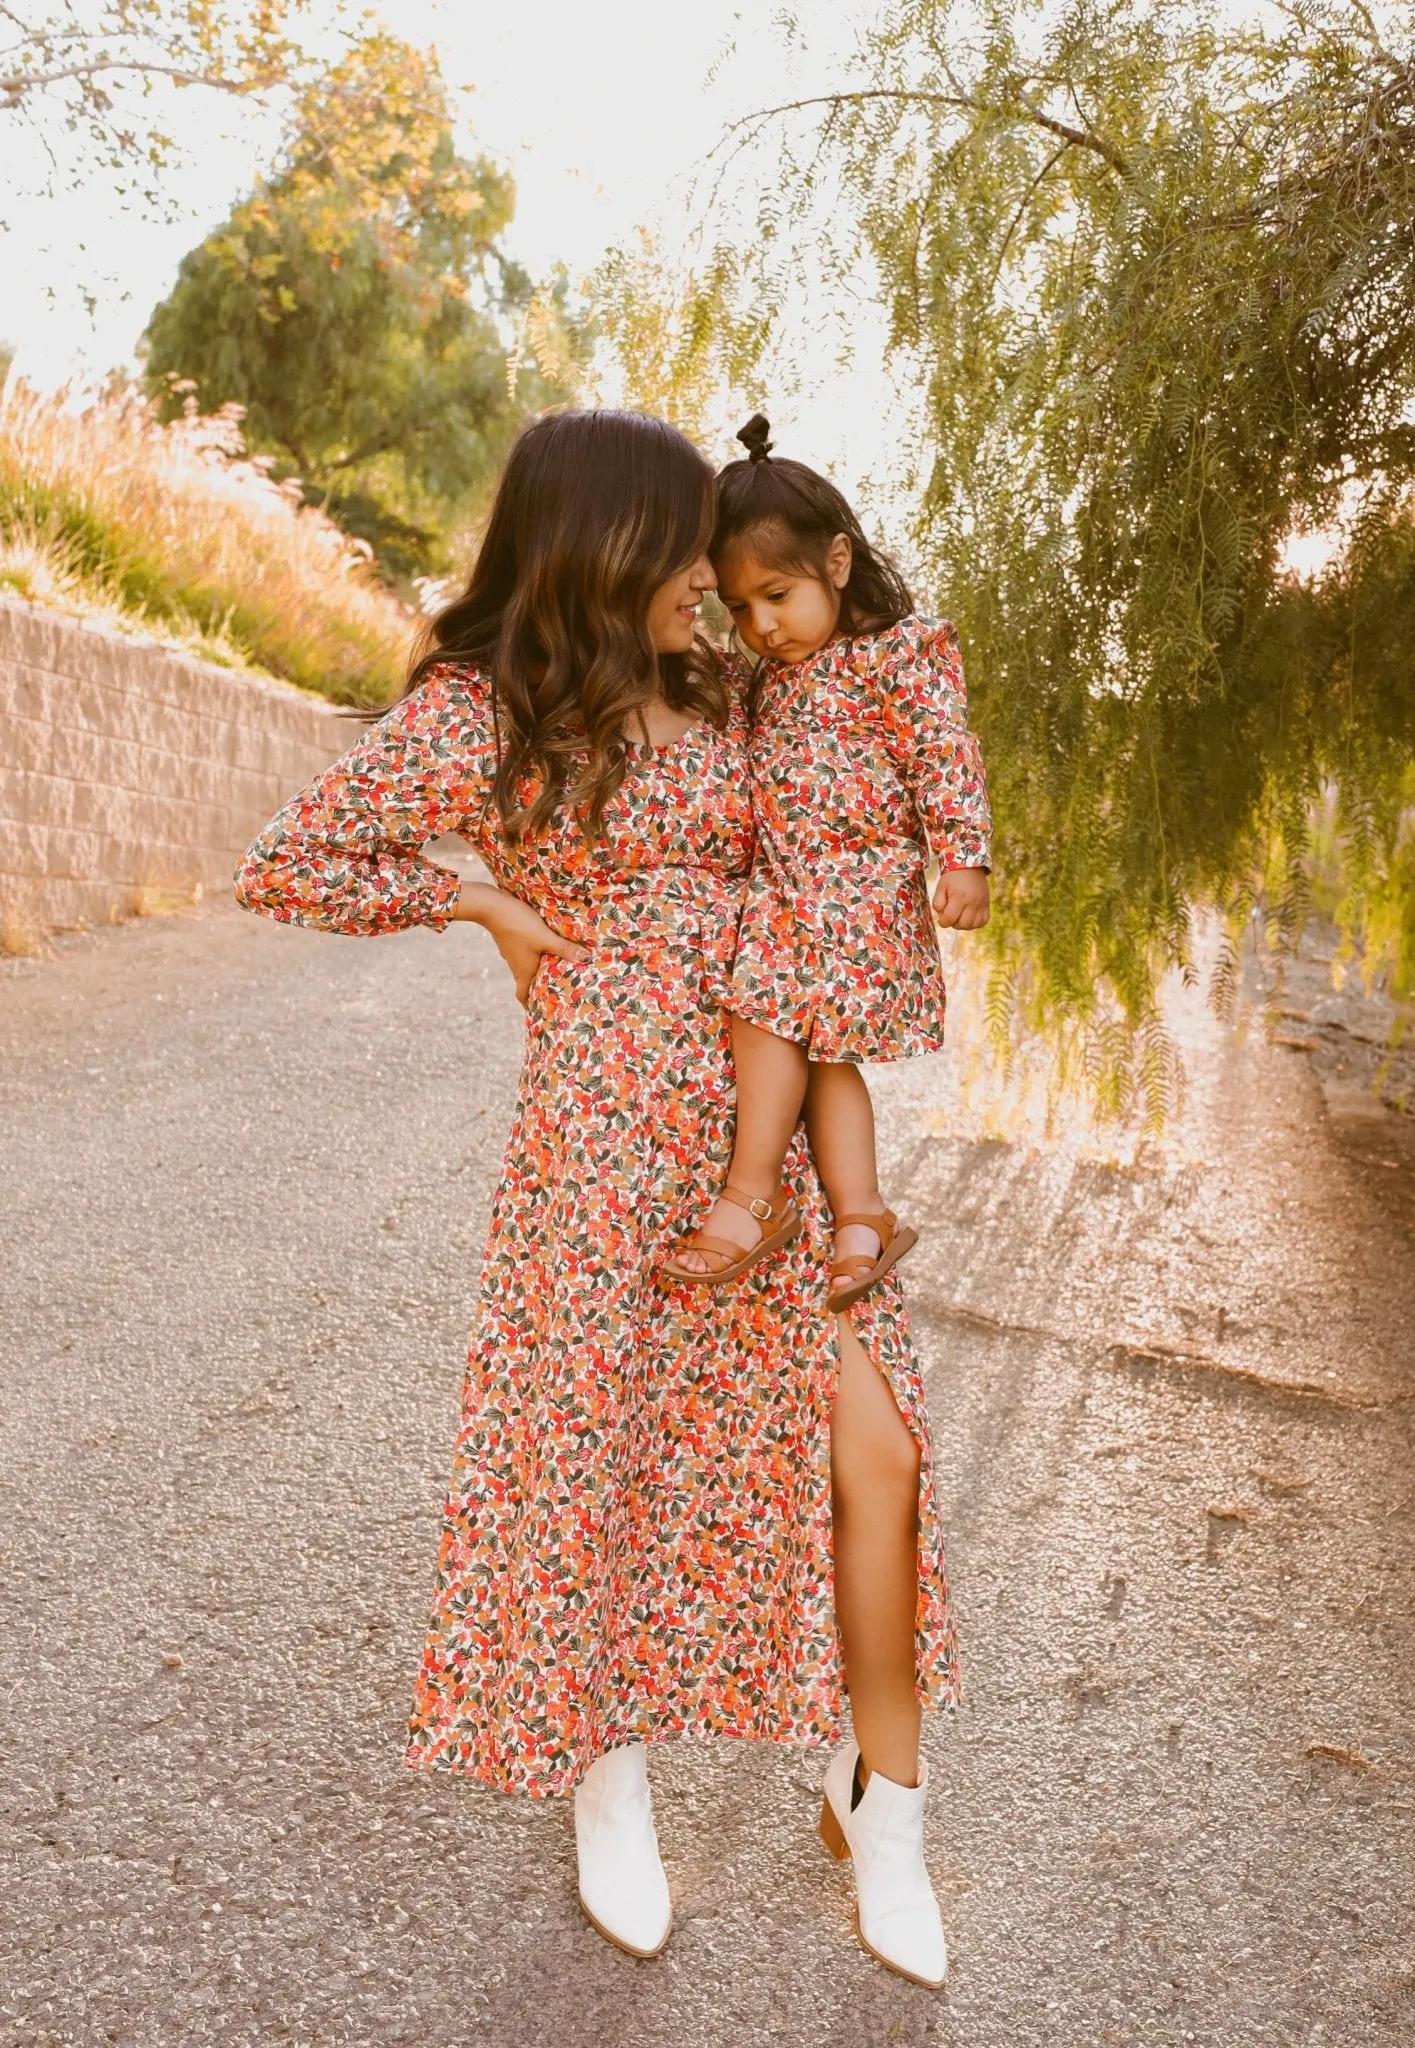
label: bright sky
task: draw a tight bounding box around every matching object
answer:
[0,2,896,475]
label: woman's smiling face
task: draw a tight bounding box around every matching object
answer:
[715,529,852,662]
[646,551,717,654]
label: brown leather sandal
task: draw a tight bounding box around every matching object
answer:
[825,1208,919,1313]
[663,1183,802,1287]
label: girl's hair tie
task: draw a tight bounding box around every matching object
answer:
[737,413,773,464]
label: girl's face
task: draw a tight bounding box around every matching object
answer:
[646,551,717,655]
[716,532,852,663]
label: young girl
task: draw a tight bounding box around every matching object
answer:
[666,414,991,1304]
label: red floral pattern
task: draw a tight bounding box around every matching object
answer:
[234,660,960,1796]
[731,614,992,1062]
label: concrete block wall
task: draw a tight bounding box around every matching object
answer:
[0,601,351,935]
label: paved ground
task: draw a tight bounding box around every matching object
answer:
[1,897,1412,2048]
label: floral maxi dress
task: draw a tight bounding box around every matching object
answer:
[234,661,960,1797]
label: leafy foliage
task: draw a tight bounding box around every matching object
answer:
[0,1,312,201]
[143,34,553,580]
[700,0,1415,1114]
[586,231,766,438]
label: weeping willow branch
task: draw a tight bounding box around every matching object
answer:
[722,85,1131,175]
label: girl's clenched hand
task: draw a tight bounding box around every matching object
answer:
[932,866,991,931]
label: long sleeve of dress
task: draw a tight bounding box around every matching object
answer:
[234,664,495,935]
[877,619,992,871]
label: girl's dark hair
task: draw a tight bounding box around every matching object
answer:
[407,409,723,841]
[713,413,913,635]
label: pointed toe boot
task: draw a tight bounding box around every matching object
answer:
[574,1743,672,1958]
[820,1741,948,1988]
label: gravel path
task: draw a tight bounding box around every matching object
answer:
[2,900,1412,2048]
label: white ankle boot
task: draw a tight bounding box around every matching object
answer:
[820,1741,948,1987]
[574,1743,672,1957]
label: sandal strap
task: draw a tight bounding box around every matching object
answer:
[719,1182,785,1226]
[834,1208,896,1247]
[831,1254,881,1283]
[669,1186,793,1276]
[679,1233,754,1269]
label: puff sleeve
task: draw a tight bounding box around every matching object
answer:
[234,662,496,935]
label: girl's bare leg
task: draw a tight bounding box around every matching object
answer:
[675,1017,810,1271]
[805,1061,887,1266]
[832,1314,922,1788]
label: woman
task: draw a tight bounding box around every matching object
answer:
[234,410,958,1989]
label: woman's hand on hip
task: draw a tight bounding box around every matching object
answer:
[454,882,590,1005]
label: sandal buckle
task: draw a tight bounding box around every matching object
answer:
[747,1196,774,1222]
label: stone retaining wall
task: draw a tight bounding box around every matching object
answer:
[0,602,349,937]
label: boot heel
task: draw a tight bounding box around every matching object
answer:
[818,1795,850,1862]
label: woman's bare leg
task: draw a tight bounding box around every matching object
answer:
[805,1061,887,1266]
[674,1017,810,1271]
[831,1315,922,1789]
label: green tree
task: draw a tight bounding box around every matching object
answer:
[711,0,1415,1112]
[143,33,550,579]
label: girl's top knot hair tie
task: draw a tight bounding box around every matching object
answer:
[737,413,773,464]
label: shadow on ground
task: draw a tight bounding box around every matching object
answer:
[1,902,1411,2046]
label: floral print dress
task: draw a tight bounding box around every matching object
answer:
[234,660,960,1797]
[731,614,992,1062]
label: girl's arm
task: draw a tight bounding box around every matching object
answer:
[878,619,993,876]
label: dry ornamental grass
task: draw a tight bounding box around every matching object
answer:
[0,379,411,705]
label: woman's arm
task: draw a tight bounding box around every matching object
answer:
[234,664,588,994]
[236,666,505,935]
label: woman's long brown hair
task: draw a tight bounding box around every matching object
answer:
[406,409,725,841]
